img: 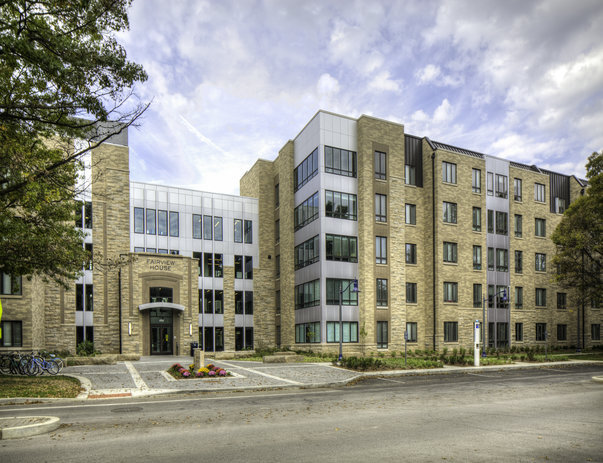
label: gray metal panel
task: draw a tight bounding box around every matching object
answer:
[547,172,570,213]
[404,135,423,187]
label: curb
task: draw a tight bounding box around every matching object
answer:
[0,416,60,439]
[592,376,603,383]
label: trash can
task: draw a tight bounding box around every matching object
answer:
[190,341,199,356]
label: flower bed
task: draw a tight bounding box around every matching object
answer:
[167,363,231,379]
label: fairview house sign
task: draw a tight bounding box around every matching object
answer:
[147,258,176,272]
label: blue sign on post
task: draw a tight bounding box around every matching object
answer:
[352,279,358,293]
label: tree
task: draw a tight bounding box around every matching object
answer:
[0,0,148,285]
[552,151,603,347]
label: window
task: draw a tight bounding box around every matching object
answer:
[295,280,320,309]
[325,234,357,263]
[0,321,22,347]
[234,219,243,243]
[515,287,523,309]
[234,255,243,279]
[192,252,202,275]
[443,202,457,223]
[405,204,416,225]
[535,253,546,272]
[406,283,417,303]
[555,197,566,214]
[84,202,93,229]
[557,292,567,309]
[472,168,481,193]
[375,151,386,180]
[535,218,546,237]
[495,174,508,198]
[275,183,279,207]
[592,324,601,341]
[204,254,213,277]
[192,214,202,239]
[1,273,22,295]
[158,210,167,236]
[406,323,417,342]
[295,192,319,230]
[535,183,545,202]
[496,249,508,272]
[325,145,356,177]
[406,243,417,264]
[496,285,509,308]
[473,246,482,270]
[488,285,495,308]
[169,250,179,255]
[442,161,457,184]
[134,247,145,253]
[204,289,213,314]
[325,190,358,221]
[515,214,523,238]
[514,178,522,201]
[487,209,494,233]
[294,147,319,191]
[244,220,252,244]
[443,282,458,303]
[557,324,567,341]
[488,247,494,271]
[496,211,508,235]
[157,249,167,254]
[214,254,223,278]
[536,323,547,341]
[376,279,388,306]
[295,235,320,269]
[296,322,321,343]
[375,194,387,222]
[377,321,388,348]
[146,209,156,235]
[326,279,358,305]
[214,217,223,241]
[405,164,416,185]
[473,284,482,308]
[535,288,547,307]
[244,256,253,279]
[376,236,387,264]
[150,287,173,303]
[515,251,523,273]
[443,242,457,263]
[245,291,253,314]
[515,323,523,341]
[472,207,481,231]
[75,284,93,311]
[326,322,358,343]
[444,322,458,342]
[203,215,212,240]
[169,211,179,237]
[235,291,243,314]
[134,207,144,233]
[487,172,493,195]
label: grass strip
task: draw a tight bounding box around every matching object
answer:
[0,375,81,398]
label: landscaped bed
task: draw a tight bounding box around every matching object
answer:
[167,363,232,379]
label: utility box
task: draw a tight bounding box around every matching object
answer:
[474,320,481,367]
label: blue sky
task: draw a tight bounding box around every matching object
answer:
[119,0,603,195]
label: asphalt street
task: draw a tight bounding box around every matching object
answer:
[0,364,601,462]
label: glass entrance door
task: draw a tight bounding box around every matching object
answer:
[150,308,173,355]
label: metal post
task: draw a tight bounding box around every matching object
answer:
[482,295,487,357]
[339,286,343,362]
[404,330,408,368]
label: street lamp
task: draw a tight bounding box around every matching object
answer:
[339,279,359,362]
[482,287,508,357]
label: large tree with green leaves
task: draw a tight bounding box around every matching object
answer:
[552,151,603,346]
[0,0,147,285]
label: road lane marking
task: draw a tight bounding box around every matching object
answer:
[125,361,148,390]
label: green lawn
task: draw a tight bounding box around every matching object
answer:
[0,375,81,398]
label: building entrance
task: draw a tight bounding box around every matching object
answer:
[150,308,173,355]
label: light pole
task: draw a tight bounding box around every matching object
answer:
[339,279,359,362]
[482,287,508,356]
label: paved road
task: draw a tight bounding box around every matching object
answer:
[0,364,601,462]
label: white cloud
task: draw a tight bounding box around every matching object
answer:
[368,71,401,93]
[317,73,340,96]
[417,64,441,84]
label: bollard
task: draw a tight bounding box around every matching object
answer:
[194,348,205,370]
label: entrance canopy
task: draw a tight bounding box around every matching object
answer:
[138,302,185,312]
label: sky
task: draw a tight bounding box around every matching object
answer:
[118,0,603,196]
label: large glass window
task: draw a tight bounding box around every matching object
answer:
[405,203,416,225]
[442,161,457,184]
[327,322,358,343]
[295,322,321,343]
[536,323,547,341]
[592,324,601,341]
[406,243,417,264]
[275,183,279,207]
[514,178,522,201]
[244,220,252,244]
[204,289,213,314]
[405,165,416,185]
[204,254,213,277]
[487,172,493,195]
[234,219,243,242]
[495,174,508,198]
[214,217,223,241]
[555,197,566,214]
[444,322,458,342]
[245,256,253,279]
[75,284,93,311]
[515,323,524,341]
[203,215,212,240]
[294,147,318,191]
[496,249,509,272]
[158,210,167,236]
[495,211,508,235]
[325,146,357,177]
[169,211,179,237]
[325,190,357,220]
[557,324,567,341]
[443,202,457,223]
[472,168,481,193]
[472,207,481,231]
[134,207,144,233]
[294,280,320,309]
[376,236,387,264]
[375,194,387,222]
[406,323,417,342]
[535,218,546,237]
[146,209,156,235]
[443,242,457,263]
[0,321,22,347]
[326,279,358,305]
[150,287,173,303]
[488,247,494,271]
[406,283,417,303]
[235,291,243,314]
[294,192,319,230]
[557,292,567,309]
[1,273,22,295]
[84,202,93,229]
[377,321,388,348]
[443,282,458,303]
[515,250,523,273]
[214,254,223,278]
[376,279,388,306]
[487,209,494,233]
[473,284,482,308]
[515,214,523,238]
[535,253,546,272]
[536,288,547,307]
[325,234,357,263]
[473,246,482,270]
[245,291,253,314]
[375,151,386,180]
[295,235,320,269]
[534,183,545,202]
[192,214,202,239]
[234,255,243,279]
[515,287,523,309]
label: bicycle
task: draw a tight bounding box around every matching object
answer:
[30,352,59,375]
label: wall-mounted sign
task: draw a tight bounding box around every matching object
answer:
[147,258,176,272]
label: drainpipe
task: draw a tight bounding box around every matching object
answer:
[431,151,437,351]
[118,268,122,354]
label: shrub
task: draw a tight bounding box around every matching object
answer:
[76,340,96,357]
